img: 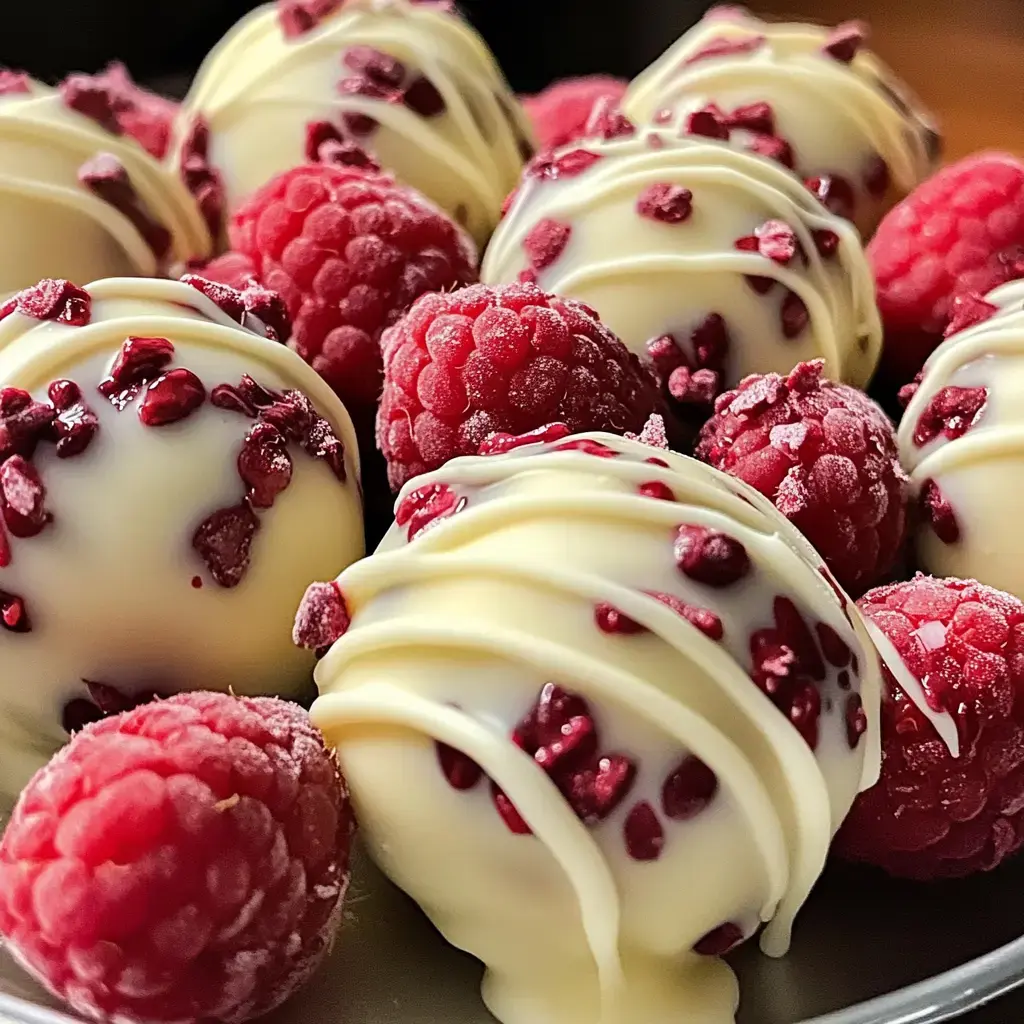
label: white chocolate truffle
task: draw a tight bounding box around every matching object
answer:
[482,129,882,393]
[174,0,533,247]
[308,429,881,1024]
[0,277,363,805]
[898,282,1024,600]
[0,75,211,297]
[623,9,939,237]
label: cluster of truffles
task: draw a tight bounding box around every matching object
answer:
[6,4,1024,1024]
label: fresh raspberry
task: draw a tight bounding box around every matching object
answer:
[377,281,661,489]
[228,164,478,414]
[59,63,179,160]
[0,693,355,1024]
[835,576,1024,880]
[868,152,1024,385]
[695,360,907,595]
[521,76,628,151]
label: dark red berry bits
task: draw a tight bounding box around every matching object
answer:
[78,154,172,261]
[523,219,572,273]
[821,20,866,63]
[845,693,867,748]
[192,503,260,589]
[944,292,999,338]
[528,149,603,182]
[920,479,960,543]
[662,755,718,820]
[0,279,91,326]
[694,922,745,956]
[912,386,987,446]
[98,336,175,409]
[304,120,381,170]
[0,588,29,633]
[436,742,484,790]
[624,801,665,861]
[181,275,291,342]
[137,369,207,427]
[684,34,766,66]
[863,154,891,199]
[735,220,801,266]
[478,423,572,455]
[1,456,49,538]
[48,381,99,458]
[0,70,30,96]
[293,580,350,651]
[178,116,225,240]
[395,482,466,542]
[804,174,856,220]
[637,183,693,224]
[279,0,344,37]
[674,525,751,587]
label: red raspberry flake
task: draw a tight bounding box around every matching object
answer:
[920,479,960,543]
[944,291,1000,338]
[528,148,603,182]
[811,229,840,259]
[523,218,572,271]
[736,219,801,265]
[293,580,350,650]
[836,576,1024,879]
[279,0,344,37]
[780,291,810,339]
[869,153,1024,384]
[377,282,660,489]
[237,422,293,508]
[0,588,29,632]
[913,386,987,446]
[684,34,766,66]
[192,503,260,589]
[674,524,750,587]
[492,785,532,834]
[0,70,30,95]
[478,422,571,455]
[694,922,745,956]
[304,120,381,171]
[685,105,730,141]
[804,173,856,219]
[403,76,445,117]
[181,275,291,343]
[662,755,718,820]
[99,336,175,408]
[227,164,477,414]
[1,455,49,538]
[394,482,465,540]
[137,369,207,427]
[584,97,636,141]
[521,76,628,151]
[637,183,693,224]
[846,693,867,748]
[863,154,891,198]
[436,742,483,791]
[48,380,98,459]
[0,279,91,326]
[0,692,355,1023]
[179,116,226,241]
[669,366,722,410]
[821,21,867,63]
[725,101,774,134]
[696,359,907,594]
[0,387,56,461]
[638,480,674,501]
[623,801,665,861]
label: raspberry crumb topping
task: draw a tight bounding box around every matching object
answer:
[293,580,350,651]
[694,923,745,956]
[0,69,30,96]
[179,117,225,240]
[436,742,483,790]
[837,576,1024,879]
[305,120,381,170]
[478,422,572,455]
[913,386,987,446]
[523,218,572,271]
[98,336,175,409]
[662,755,718,820]
[624,801,665,861]
[736,219,801,265]
[192,503,260,589]
[78,154,172,260]
[138,368,207,427]
[595,592,724,640]
[944,291,1000,338]
[0,692,355,1024]
[684,34,766,66]
[181,274,291,342]
[395,482,466,541]
[920,479,960,543]
[821,21,867,63]
[0,589,29,632]
[686,106,730,141]
[674,525,751,587]
[279,0,344,37]
[637,183,693,224]
[805,174,856,220]
[0,279,91,326]
[528,149,603,182]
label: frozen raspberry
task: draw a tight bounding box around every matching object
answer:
[696,360,907,595]
[868,152,1024,385]
[377,281,661,489]
[228,164,478,414]
[0,692,355,1024]
[59,63,178,160]
[521,76,627,150]
[835,576,1024,880]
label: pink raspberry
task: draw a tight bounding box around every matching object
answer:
[228,164,478,414]
[0,693,355,1024]
[521,76,628,150]
[868,152,1024,385]
[835,575,1024,880]
[377,281,661,489]
[695,360,907,595]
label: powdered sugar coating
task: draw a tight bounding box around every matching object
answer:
[483,130,882,393]
[0,277,363,805]
[308,430,881,1024]
[900,280,1024,601]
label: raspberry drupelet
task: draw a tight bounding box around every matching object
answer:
[696,360,908,595]
[222,164,479,416]
[375,281,662,489]
[869,152,1024,386]
[835,575,1024,880]
[0,692,356,1024]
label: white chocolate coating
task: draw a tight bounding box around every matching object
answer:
[311,432,881,1024]
[0,277,363,805]
[624,10,938,237]
[0,79,211,296]
[175,0,532,246]
[899,281,1024,602]
[482,132,882,390]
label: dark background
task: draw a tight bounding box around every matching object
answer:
[0,0,711,90]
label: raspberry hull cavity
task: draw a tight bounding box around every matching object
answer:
[898,280,1024,601]
[0,277,363,804]
[306,429,882,1024]
[0,75,210,297]
[623,9,938,236]
[483,131,882,396]
[173,0,533,245]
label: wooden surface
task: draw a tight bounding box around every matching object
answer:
[753,0,1024,160]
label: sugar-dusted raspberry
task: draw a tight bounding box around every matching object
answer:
[59,62,179,160]
[228,164,478,414]
[868,152,1024,385]
[521,76,628,151]
[695,359,907,594]
[0,692,355,1024]
[835,575,1024,880]
[376,281,661,489]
